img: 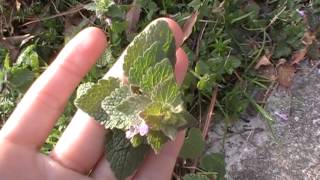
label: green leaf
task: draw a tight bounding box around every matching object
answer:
[141,102,188,139]
[75,82,95,100]
[101,86,143,129]
[197,74,217,93]
[3,53,11,70]
[116,95,151,114]
[8,66,35,92]
[200,153,226,180]
[0,45,8,62]
[159,125,177,140]
[105,130,149,180]
[97,48,115,67]
[140,102,164,130]
[273,43,292,59]
[224,56,241,75]
[146,131,168,153]
[195,61,210,76]
[188,0,202,11]
[123,20,175,75]
[183,174,210,180]
[130,135,143,147]
[16,45,40,71]
[142,58,173,92]
[105,4,125,19]
[180,128,205,159]
[151,77,181,106]
[128,42,160,86]
[111,21,128,34]
[75,78,120,121]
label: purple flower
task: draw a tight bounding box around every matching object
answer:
[125,121,149,139]
[296,9,305,17]
[138,122,149,136]
[126,126,138,139]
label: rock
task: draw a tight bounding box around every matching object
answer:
[207,61,320,180]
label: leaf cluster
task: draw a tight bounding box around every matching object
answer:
[74,20,195,179]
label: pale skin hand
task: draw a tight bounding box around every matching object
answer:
[0,18,189,180]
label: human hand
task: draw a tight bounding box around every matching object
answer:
[0,18,189,180]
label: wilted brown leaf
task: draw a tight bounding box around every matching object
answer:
[291,31,316,65]
[255,54,272,69]
[302,31,316,46]
[126,3,141,36]
[291,47,307,65]
[182,11,199,42]
[276,58,287,67]
[258,65,277,81]
[277,64,296,88]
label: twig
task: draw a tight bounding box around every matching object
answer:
[202,87,218,139]
[265,5,287,30]
[190,87,218,173]
[21,5,84,27]
[195,22,207,63]
[234,70,243,83]
[262,81,278,103]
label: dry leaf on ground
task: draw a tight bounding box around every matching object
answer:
[291,47,308,65]
[302,31,316,46]
[291,31,316,65]
[258,65,277,81]
[182,11,199,42]
[255,54,272,69]
[276,58,287,67]
[277,64,296,88]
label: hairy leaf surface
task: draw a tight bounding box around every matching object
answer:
[75,78,119,121]
[128,42,159,86]
[146,131,168,153]
[106,130,149,180]
[151,77,181,106]
[123,20,175,75]
[101,86,134,129]
[142,58,173,92]
[116,95,151,114]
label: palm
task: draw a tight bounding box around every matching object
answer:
[0,140,89,180]
[0,18,188,180]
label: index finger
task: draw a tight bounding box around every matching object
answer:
[0,27,107,148]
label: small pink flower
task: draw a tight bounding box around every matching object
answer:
[297,9,305,17]
[126,126,138,139]
[125,121,149,139]
[139,122,149,136]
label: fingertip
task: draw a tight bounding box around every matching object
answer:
[156,18,184,48]
[81,27,107,47]
[175,48,189,85]
[71,27,108,61]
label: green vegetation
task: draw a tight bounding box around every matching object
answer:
[1,0,320,179]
